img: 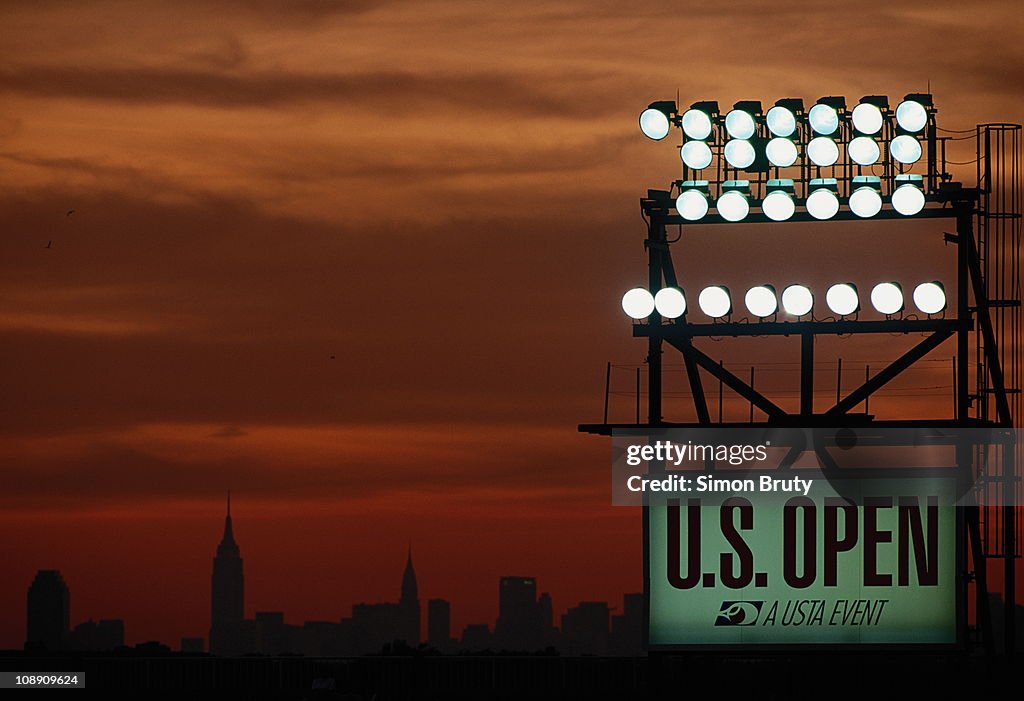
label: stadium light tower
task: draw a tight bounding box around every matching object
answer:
[585,92,1022,656]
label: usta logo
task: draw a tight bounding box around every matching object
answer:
[715,601,763,626]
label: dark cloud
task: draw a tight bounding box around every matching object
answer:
[0,64,625,119]
[0,423,602,510]
[208,425,248,438]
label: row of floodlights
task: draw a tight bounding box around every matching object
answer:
[621,282,947,320]
[640,94,932,142]
[676,175,925,221]
[677,132,922,171]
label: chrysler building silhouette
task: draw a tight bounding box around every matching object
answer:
[209,492,244,655]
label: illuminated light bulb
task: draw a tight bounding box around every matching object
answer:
[681,109,713,140]
[654,287,686,318]
[890,134,922,164]
[745,285,778,318]
[725,110,756,140]
[870,282,904,315]
[621,288,655,319]
[851,102,883,134]
[807,137,839,167]
[680,140,713,170]
[675,189,709,221]
[896,100,928,133]
[808,103,839,135]
[913,282,946,314]
[826,283,860,316]
[698,286,732,318]
[781,284,813,316]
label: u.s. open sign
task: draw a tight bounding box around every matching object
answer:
[646,476,958,646]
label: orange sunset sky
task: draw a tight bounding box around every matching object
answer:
[0,1,1022,648]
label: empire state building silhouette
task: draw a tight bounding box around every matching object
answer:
[209,493,244,655]
[399,546,420,645]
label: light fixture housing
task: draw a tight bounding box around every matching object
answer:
[622,287,655,319]
[675,181,710,221]
[639,101,676,140]
[698,285,732,318]
[892,174,925,215]
[806,178,840,220]
[913,281,947,314]
[870,282,904,315]
[781,284,814,317]
[826,283,860,316]
[745,284,778,318]
[849,175,883,218]
[716,180,750,222]
[761,179,795,221]
[654,286,687,319]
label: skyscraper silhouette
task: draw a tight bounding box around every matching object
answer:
[398,546,420,645]
[495,576,542,650]
[26,570,69,651]
[210,493,245,655]
[427,598,451,650]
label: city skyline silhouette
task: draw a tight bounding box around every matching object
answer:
[17,497,642,656]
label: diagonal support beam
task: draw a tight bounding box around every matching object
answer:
[655,223,712,423]
[826,329,954,416]
[669,339,787,419]
[680,341,710,424]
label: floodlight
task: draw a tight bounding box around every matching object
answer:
[725,109,756,140]
[892,174,925,215]
[848,136,880,166]
[766,101,800,137]
[851,102,884,135]
[681,109,713,140]
[675,181,710,221]
[698,286,732,318]
[870,282,904,315]
[716,180,750,222]
[781,284,814,317]
[680,140,713,170]
[622,287,655,319]
[745,285,778,318]
[765,137,798,167]
[724,139,755,169]
[913,281,946,314]
[806,178,839,220]
[826,283,860,316]
[890,134,922,164]
[761,179,795,221]
[807,137,839,167]
[654,287,687,318]
[849,176,882,218]
[808,103,839,135]
[896,94,930,133]
[640,101,675,140]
